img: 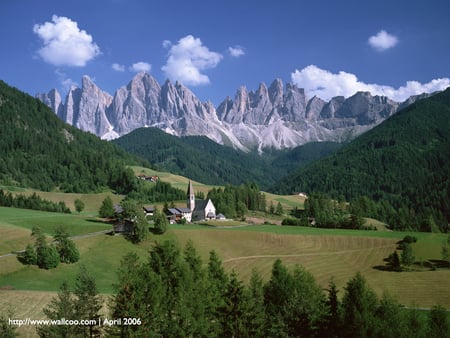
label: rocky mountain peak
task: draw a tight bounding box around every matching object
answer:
[38,74,421,151]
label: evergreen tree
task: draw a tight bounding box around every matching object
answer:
[218,271,249,337]
[74,199,84,213]
[36,281,75,337]
[404,307,427,338]
[0,312,18,338]
[401,242,415,267]
[153,210,168,235]
[341,272,379,338]
[32,227,60,269]
[325,278,341,337]
[54,225,79,264]
[73,265,103,337]
[21,243,37,265]
[427,305,449,338]
[275,201,284,216]
[387,251,401,271]
[98,196,114,218]
[374,293,406,338]
[245,269,266,338]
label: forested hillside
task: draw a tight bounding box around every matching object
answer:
[113,127,341,188]
[0,80,145,192]
[274,88,450,231]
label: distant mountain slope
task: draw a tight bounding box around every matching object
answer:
[0,80,144,192]
[112,127,341,188]
[273,88,450,230]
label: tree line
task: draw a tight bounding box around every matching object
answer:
[274,89,450,233]
[0,80,147,193]
[4,240,447,337]
[207,182,267,219]
[0,189,71,213]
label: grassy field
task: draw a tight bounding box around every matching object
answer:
[1,210,449,307]
[0,185,124,214]
[1,213,449,338]
[0,206,112,239]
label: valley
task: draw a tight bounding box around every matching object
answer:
[1,77,449,337]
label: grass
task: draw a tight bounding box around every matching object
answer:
[2,187,124,214]
[0,207,112,238]
[0,222,448,329]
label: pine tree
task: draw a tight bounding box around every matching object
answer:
[401,242,415,267]
[428,305,449,338]
[341,272,379,338]
[0,312,18,338]
[54,225,79,264]
[245,269,266,337]
[98,196,114,218]
[153,210,168,235]
[73,266,103,337]
[22,243,37,265]
[36,281,75,337]
[325,278,341,337]
[74,199,84,213]
[218,271,249,337]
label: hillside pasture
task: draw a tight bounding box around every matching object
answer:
[0,207,112,238]
[1,186,124,214]
[170,227,450,308]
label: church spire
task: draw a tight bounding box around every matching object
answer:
[187,180,195,211]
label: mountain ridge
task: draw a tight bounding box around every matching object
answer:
[37,73,430,152]
[272,87,450,231]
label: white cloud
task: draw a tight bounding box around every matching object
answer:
[228,46,245,57]
[33,15,100,67]
[112,63,125,72]
[55,69,77,91]
[129,62,151,73]
[162,35,223,86]
[291,65,450,102]
[368,30,398,51]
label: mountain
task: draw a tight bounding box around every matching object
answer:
[37,72,425,152]
[0,80,144,193]
[272,88,450,231]
[112,127,342,189]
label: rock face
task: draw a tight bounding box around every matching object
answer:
[38,72,422,151]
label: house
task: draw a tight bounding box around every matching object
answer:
[143,206,155,216]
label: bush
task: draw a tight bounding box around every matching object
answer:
[282,217,303,226]
[403,235,417,244]
[37,245,60,269]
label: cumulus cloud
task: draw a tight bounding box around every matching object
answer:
[33,15,100,67]
[368,30,398,51]
[291,65,450,102]
[112,63,125,72]
[162,35,223,86]
[228,46,245,57]
[129,62,151,73]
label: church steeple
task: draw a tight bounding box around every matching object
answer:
[187,180,195,211]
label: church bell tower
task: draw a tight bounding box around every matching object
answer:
[187,180,195,212]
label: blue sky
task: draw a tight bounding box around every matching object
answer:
[1,0,450,105]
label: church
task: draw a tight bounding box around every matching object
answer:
[187,180,216,221]
[166,180,216,223]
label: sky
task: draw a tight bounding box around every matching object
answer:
[1,0,450,105]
